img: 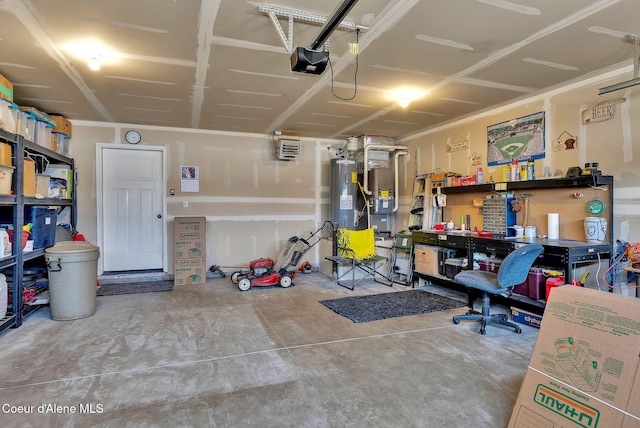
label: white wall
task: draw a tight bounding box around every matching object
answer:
[69,124,336,270]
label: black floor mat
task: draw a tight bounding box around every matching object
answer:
[319,289,466,323]
[97,280,174,296]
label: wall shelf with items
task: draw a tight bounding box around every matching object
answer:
[430,174,614,249]
[0,128,75,335]
[435,175,613,194]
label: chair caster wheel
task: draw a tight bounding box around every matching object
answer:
[453,319,460,324]
[515,327,522,334]
[480,328,486,335]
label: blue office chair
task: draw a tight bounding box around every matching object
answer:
[452,244,544,335]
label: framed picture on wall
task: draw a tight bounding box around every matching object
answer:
[487,111,545,166]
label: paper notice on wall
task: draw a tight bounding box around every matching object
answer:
[181,166,199,193]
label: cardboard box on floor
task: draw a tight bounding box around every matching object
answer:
[174,258,206,286]
[173,217,206,285]
[508,286,640,428]
[173,217,206,258]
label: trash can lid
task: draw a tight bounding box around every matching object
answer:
[45,241,100,255]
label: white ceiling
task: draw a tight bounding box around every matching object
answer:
[1,0,638,140]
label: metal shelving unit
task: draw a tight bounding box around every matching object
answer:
[0,128,75,334]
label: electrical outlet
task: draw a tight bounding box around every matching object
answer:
[183,201,188,208]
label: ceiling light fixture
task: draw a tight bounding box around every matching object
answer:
[87,56,101,71]
[599,34,640,95]
[392,88,426,108]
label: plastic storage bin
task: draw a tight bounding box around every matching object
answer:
[0,99,18,133]
[479,258,503,273]
[35,120,52,147]
[20,111,37,141]
[0,206,57,248]
[45,241,100,320]
[15,109,28,138]
[437,248,457,276]
[25,206,57,248]
[444,257,466,279]
[52,132,70,156]
[527,267,551,300]
[0,273,6,318]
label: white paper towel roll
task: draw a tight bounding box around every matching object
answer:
[548,213,559,240]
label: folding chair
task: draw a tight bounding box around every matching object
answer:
[325,228,393,290]
[388,232,413,287]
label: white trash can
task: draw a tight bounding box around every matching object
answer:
[45,241,100,320]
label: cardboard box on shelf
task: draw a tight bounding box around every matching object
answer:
[48,133,58,152]
[508,286,640,428]
[0,164,13,195]
[49,115,72,137]
[52,132,70,156]
[23,158,36,197]
[0,73,13,101]
[0,142,11,166]
[35,174,50,196]
[44,164,72,199]
[414,244,441,276]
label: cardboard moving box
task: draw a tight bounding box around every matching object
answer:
[0,73,13,101]
[174,258,206,286]
[23,158,36,197]
[49,114,72,137]
[173,217,206,285]
[509,286,640,428]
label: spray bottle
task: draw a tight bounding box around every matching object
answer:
[502,164,511,182]
[511,160,519,182]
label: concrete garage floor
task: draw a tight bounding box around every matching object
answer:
[0,273,539,427]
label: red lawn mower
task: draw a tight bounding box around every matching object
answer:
[230,221,333,291]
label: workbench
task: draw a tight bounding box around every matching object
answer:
[411,230,611,313]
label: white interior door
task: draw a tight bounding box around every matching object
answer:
[100,146,165,272]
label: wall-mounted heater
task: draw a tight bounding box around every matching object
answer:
[277,139,302,160]
[273,131,301,160]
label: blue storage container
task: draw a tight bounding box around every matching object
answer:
[25,206,57,249]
